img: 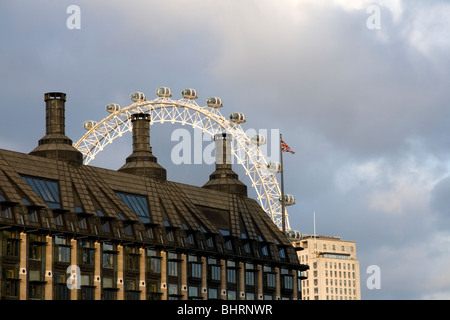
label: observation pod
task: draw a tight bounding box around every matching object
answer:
[267,161,282,173]
[130,92,146,102]
[156,87,172,98]
[181,88,198,100]
[279,194,295,206]
[286,229,302,240]
[83,121,97,130]
[250,134,266,146]
[229,112,246,124]
[106,103,121,113]
[206,97,223,108]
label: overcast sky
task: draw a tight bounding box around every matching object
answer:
[1,0,450,300]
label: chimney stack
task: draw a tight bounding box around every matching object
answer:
[118,113,167,179]
[29,92,83,165]
[45,92,66,135]
[202,133,247,196]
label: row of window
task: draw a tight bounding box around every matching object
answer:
[1,177,290,262]
[0,231,301,300]
[316,243,354,252]
[317,261,357,270]
[304,278,358,288]
[306,295,358,300]
[308,270,357,280]
[2,205,290,264]
[303,287,358,297]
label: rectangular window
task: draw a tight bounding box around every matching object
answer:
[226,261,237,284]
[209,265,221,281]
[227,269,236,284]
[227,290,237,300]
[103,253,114,268]
[190,263,202,278]
[187,233,195,245]
[124,224,133,236]
[245,272,254,286]
[150,257,161,274]
[54,272,71,300]
[116,192,151,224]
[81,249,95,266]
[54,213,64,226]
[206,237,214,248]
[21,175,61,209]
[279,247,286,259]
[79,216,88,229]
[103,277,114,289]
[147,281,161,300]
[225,240,233,251]
[168,261,178,276]
[265,273,276,288]
[28,208,39,222]
[56,246,71,263]
[3,231,20,257]
[147,249,161,274]
[2,268,20,298]
[124,247,140,272]
[29,244,42,261]
[188,286,199,298]
[102,221,111,233]
[246,292,255,300]
[284,276,293,290]
[208,288,218,299]
[81,284,95,301]
[29,282,44,300]
[102,243,116,269]
[168,284,178,296]
[261,245,269,256]
[1,206,13,219]
[166,230,175,242]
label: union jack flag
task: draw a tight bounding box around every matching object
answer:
[281,138,295,154]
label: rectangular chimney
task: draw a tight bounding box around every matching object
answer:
[214,133,232,166]
[45,92,66,135]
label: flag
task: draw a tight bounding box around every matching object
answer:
[280,138,295,154]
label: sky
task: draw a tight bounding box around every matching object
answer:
[1,0,450,300]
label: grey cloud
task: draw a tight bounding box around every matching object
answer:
[1,0,450,300]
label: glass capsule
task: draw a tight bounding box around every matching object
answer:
[181,88,198,100]
[130,92,146,102]
[229,112,246,124]
[156,87,172,98]
[279,194,295,206]
[83,120,97,130]
[250,134,266,146]
[206,97,223,108]
[267,161,282,173]
[106,103,121,113]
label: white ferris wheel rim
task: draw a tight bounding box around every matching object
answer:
[73,96,290,231]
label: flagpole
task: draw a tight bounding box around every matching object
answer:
[280,133,286,234]
[314,211,317,256]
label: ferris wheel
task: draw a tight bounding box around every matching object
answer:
[74,87,296,232]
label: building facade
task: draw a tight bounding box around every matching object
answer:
[0,92,307,300]
[293,235,361,300]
